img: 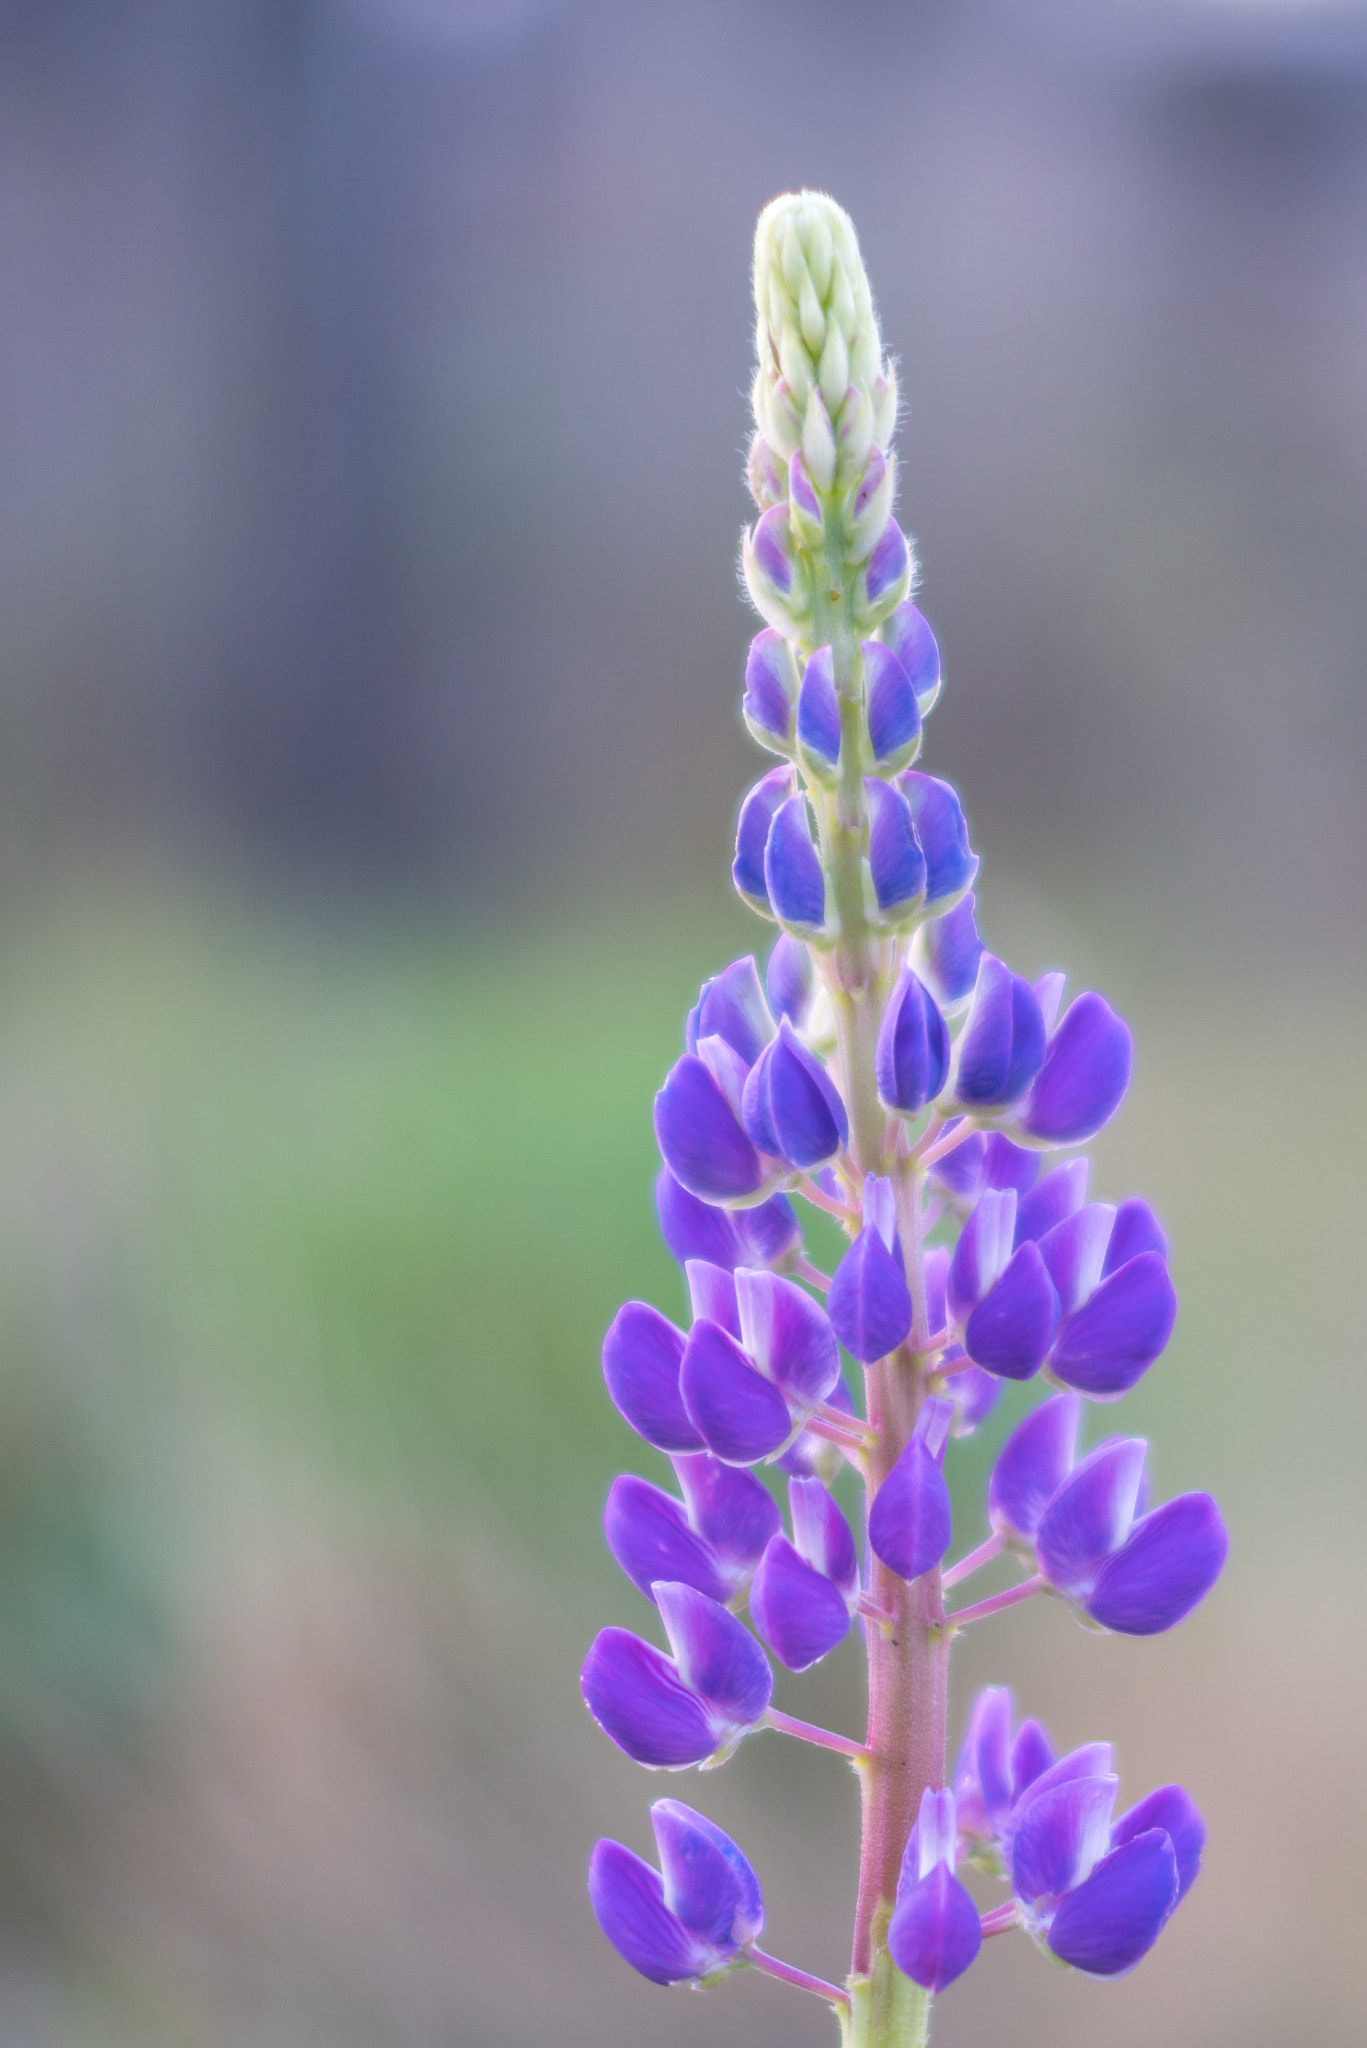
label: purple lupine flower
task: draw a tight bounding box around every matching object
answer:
[733,764,796,915]
[1036,1197,1177,1398]
[881,599,943,716]
[604,1453,781,1604]
[764,933,816,1030]
[581,1580,772,1768]
[742,1017,849,1170]
[951,954,1048,1111]
[1017,990,1133,1147]
[868,1396,954,1581]
[655,1169,802,1274]
[736,1268,843,1419]
[864,638,923,772]
[750,1476,860,1670]
[989,1389,1082,1545]
[677,1267,843,1465]
[828,1173,913,1362]
[764,793,830,934]
[946,1186,1059,1380]
[887,1788,982,1992]
[931,1126,1040,1207]
[742,628,799,756]
[864,777,928,918]
[654,1051,771,1205]
[797,647,842,778]
[602,1300,703,1453]
[876,965,949,1116]
[897,772,978,914]
[589,1799,764,1985]
[686,955,776,1069]
[913,891,982,1013]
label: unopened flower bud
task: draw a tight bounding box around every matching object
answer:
[764,793,832,939]
[742,506,810,637]
[733,765,796,916]
[746,433,787,510]
[864,639,923,773]
[796,646,841,781]
[802,387,837,491]
[846,447,896,563]
[864,777,927,921]
[742,629,799,756]
[882,601,942,716]
[855,518,913,627]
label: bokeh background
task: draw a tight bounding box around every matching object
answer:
[0,0,1363,2041]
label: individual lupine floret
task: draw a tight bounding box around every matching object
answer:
[742,502,811,639]
[653,1045,779,1206]
[875,965,949,1116]
[880,599,943,718]
[857,518,913,625]
[827,1172,913,1362]
[796,647,842,783]
[868,1395,954,1581]
[680,1268,843,1465]
[741,1017,849,1171]
[581,1579,773,1768]
[750,1476,860,1670]
[1035,1195,1177,1398]
[863,637,923,774]
[589,1799,764,1986]
[895,772,978,917]
[948,955,1048,1113]
[864,778,927,922]
[733,764,795,917]
[764,933,816,1030]
[604,1453,781,1605]
[686,954,777,1069]
[655,1169,802,1273]
[912,891,983,1014]
[764,793,833,937]
[742,629,800,757]
[930,1126,1038,1210]
[1014,989,1133,1148]
[887,1787,982,1992]
[946,1186,1059,1380]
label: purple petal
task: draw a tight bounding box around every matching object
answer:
[864,640,922,767]
[734,1193,803,1268]
[924,1244,949,1334]
[686,1260,740,1337]
[1050,1252,1178,1399]
[989,1390,1082,1542]
[733,764,797,911]
[908,1787,960,1877]
[788,446,822,522]
[880,602,942,715]
[652,1798,764,1947]
[797,647,841,767]
[742,1018,848,1170]
[680,1318,791,1464]
[1104,1197,1169,1275]
[686,956,775,1068]
[954,957,1028,1107]
[865,777,927,915]
[865,518,909,604]
[917,1395,954,1461]
[1015,1160,1090,1247]
[752,503,794,593]
[868,1436,952,1582]
[1034,971,1066,1035]
[588,1839,712,1984]
[1086,1493,1228,1635]
[876,966,949,1115]
[742,628,797,750]
[788,1476,859,1598]
[1111,1786,1204,1902]
[656,1170,745,1270]
[581,1628,718,1767]
[1045,1831,1178,1977]
[947,1187,1018,1322]
[983,1136,1043,1196]
[1037,1203,1116,1316]
[673,1454,781,1582]
[1009,1774,1118,1904]
[735,1270,841,1410]
[1036,1439,1148,1596]
[765,934,815,1029]
[1010,1719,1055,1801]
[897,772,978,911]
[654,1055,766,1204]
[964,1241,1059,1380]
[828,1225,913,1363]
[1013,1743,1115,1817]
[1021,992,1133,1146]
[764,795,828,932]
[917,893,982,1012]
[604,1474,729,1604]
[749,1534,852,1670]
[948,1363,1002,1436]
[887,1864,982,1993]
[602,1301,703,1454]
[655,1581,773,1729]
[954,1685,1013,1835]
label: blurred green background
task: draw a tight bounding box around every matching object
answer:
[0,1,1365,2043]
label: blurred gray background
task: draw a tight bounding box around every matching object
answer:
[0,0,1361,2042]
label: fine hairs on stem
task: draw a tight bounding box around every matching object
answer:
[580,192,1228,2046]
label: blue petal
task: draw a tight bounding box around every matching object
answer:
[868,1436,952,1582]
[865,778,927,915]
[875,966,949,1115]
[686,956,775,1068]
[1009,1774,1118,1904]
[828,1226,914,1363]
[1050,1253,1177,1399]
[765,934,815,1029]
[742,1018,848,1170]
[602,1301,703,1454]
[673,1454,781,1579]
[735,1270,841,1411]
[964,1241,1059,1380]
[797,646,842,767]
[864,640,922,768]
[787,1476,859,1598]
[656,1169,745,1270]
[733,765,796,911]
[1021,992,1132,1146]
[742,628,798,751]
[581,1628,718,1767]
[652,1798,764,1947]
[654,1055,766,1203]
[1104,1197,1168,1275]
[1014,1160,1090,1247]
[1036,1439,1148,1596]
[947,1187,1017,1321]
[604,1474,729,1603]
[954,957,1045,1108]
[588,1839,711,1984]
[1045,1830,1178,1977]
[897,772,978,911]
[916,892,982,1011]
[764,795,828,932]
[655,1581,774,1729]
[1086,1494,1228,1635]
[1010,1719,1055,1801]
[1111,1786,1204,1902]
[686,1259,740,1337]
[881,601,942,715]
[749,1534,852,1670]
[887,1864,982,1993]
[988,1389,1082,1541]
[680,1318,791,1464]
[865,519,909,604]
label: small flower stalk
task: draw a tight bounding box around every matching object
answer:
[582,192,1226,2046]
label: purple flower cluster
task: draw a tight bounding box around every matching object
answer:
[579,191,1225,2043]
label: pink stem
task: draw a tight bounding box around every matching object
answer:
[803,1415,870,1456]
[979,1902,1020,1938]
[765,1707,871,1762]
[941,1531,1005,1590]
[915,1118,978,1169]
[747,1946,850,2008]
[817,1399,874,1439]
[797,1258,832,1292]
[949,1575,1044,1627]
[798,1175,859,1225]
[857,1592,895,1626]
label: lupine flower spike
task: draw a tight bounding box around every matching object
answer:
[582,191,1225,2046]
